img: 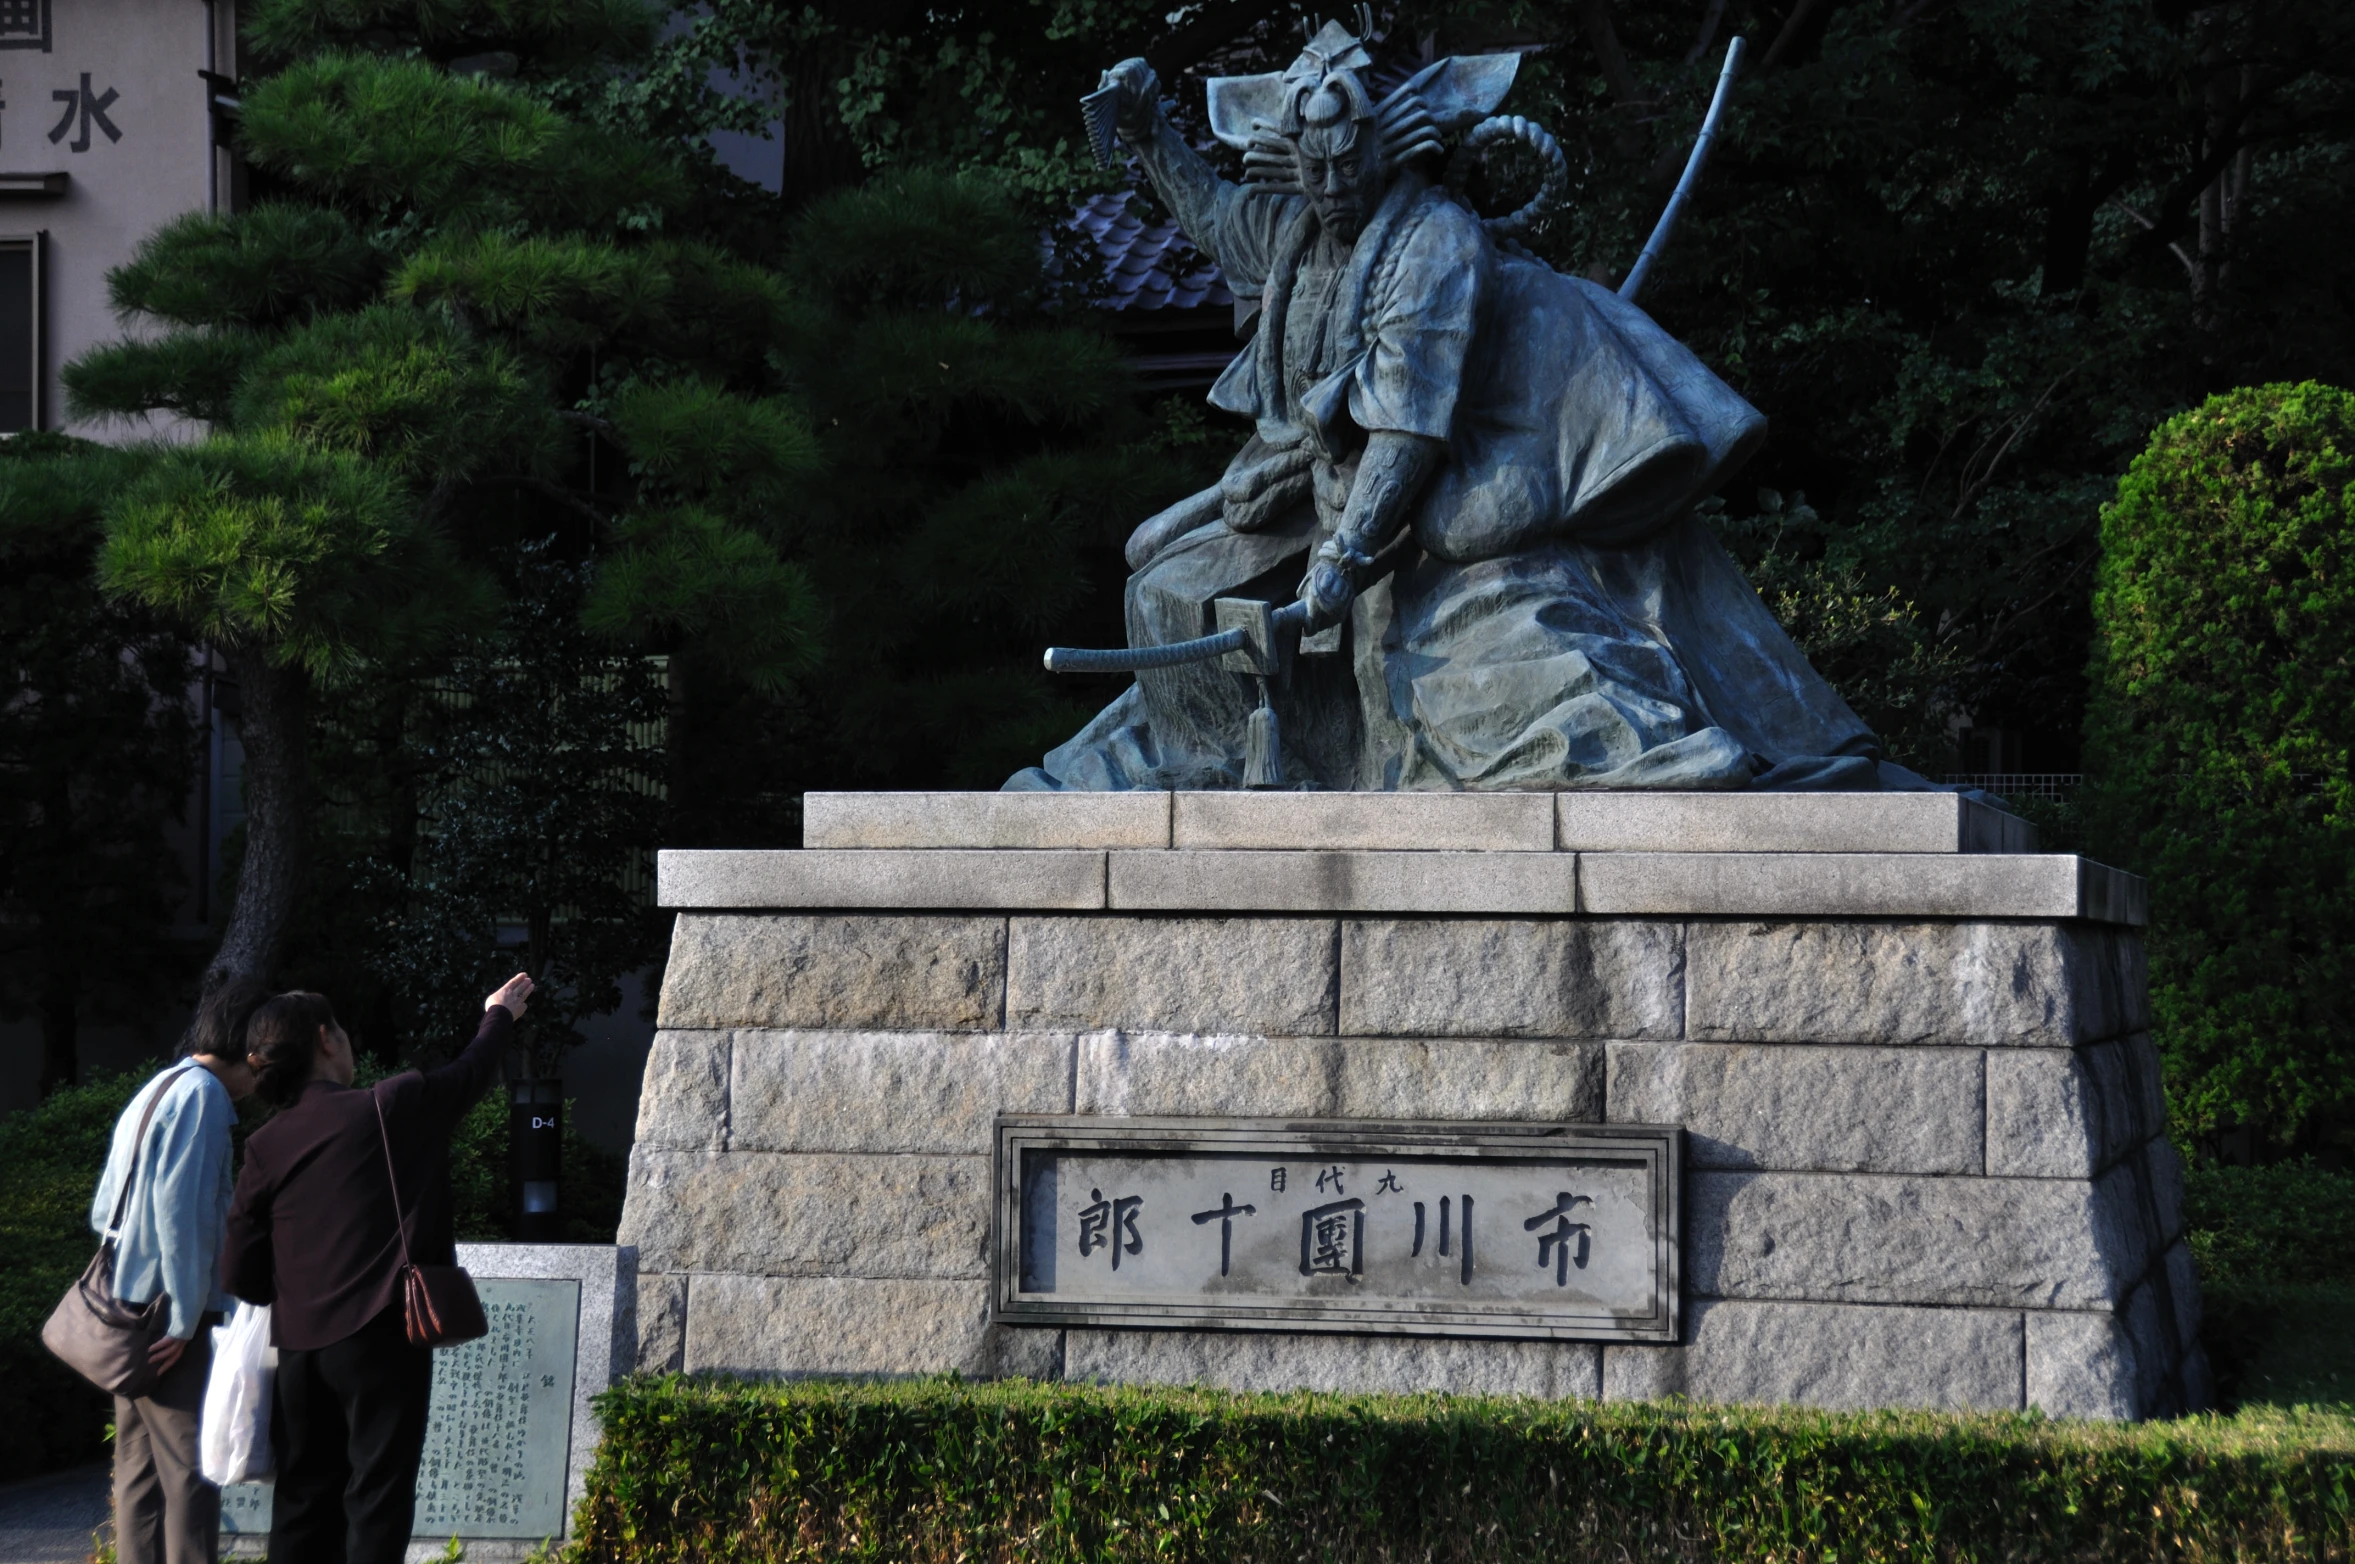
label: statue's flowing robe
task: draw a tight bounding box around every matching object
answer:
[1009,171,1926,793]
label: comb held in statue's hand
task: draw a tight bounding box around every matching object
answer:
[1079,83,1121,169]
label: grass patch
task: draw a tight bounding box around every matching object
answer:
[576,1376,2355,1563]
[2207,1282,2355,1412]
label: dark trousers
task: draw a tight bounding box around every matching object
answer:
[113,1317,219,1564]
[267,1308,432,1564]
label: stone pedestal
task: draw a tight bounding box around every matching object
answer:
[621,791,2204,1420]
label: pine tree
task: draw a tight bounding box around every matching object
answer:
[68,1,822,996]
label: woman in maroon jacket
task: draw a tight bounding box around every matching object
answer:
[221,971,533,1564]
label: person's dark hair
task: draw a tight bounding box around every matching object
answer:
[181,976,274,1063]
[247,992,340,1107]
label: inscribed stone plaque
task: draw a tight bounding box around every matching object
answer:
[414,1279,580,1537]
[993,1116,1679,1341]
[221,1278,580,1540]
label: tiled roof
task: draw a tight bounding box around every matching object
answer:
[1068,189,1233,312]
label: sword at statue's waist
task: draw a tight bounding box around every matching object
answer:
[1044,600,1305,673]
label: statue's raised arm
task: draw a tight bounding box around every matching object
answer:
[1095,58,1250,276]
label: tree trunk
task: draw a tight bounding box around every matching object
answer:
[2191,41,2252,330]
[778,56,867,212]
[1577,0,1642,106]
[202,648,310,996]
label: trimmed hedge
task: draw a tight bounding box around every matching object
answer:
[2082,381,2355,1152]
[576,1376,2355,1564]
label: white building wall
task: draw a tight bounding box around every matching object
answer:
[2,0,230,436]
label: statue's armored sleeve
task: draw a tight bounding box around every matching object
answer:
[1348,195,1488,442]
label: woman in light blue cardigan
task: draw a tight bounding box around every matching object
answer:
[88,978,266,1564]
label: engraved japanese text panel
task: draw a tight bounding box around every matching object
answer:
[992,1118,1679,1341]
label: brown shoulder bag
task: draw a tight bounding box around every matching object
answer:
[373,1088,488,1347]
[43,1064,197,1398]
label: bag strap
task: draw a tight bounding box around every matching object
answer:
[104,1062,198,1242]
[372,1088,417,1273]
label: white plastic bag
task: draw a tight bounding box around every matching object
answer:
[200,1301,275,1486]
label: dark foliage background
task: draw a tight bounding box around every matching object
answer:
[0,436,198,1097]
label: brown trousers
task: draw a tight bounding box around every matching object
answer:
[113,1322,219,1564]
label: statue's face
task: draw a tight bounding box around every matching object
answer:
[1295,117,1383,241]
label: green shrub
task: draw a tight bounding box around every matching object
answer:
[0,1065,155,1474]
[351,1056,623,1243]
[2083,382,2355,1154]
[576,1377,2355,1564]
[443,1085,627,1244]
[2187,1161,2355,1287]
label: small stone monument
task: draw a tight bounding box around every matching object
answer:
[223,1243,635,1561]
[623,790,2204,1421]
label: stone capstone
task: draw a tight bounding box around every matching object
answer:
[804,789,1171,850]
[1556,792,2035,855]
[1173,789,1555,852]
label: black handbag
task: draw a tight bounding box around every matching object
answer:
[42,1064,197,1398]
[374,1089,488,1348]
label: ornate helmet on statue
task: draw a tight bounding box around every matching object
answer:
[1205,19,1565,240]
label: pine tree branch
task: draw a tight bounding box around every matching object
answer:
[2107,197,2200,285]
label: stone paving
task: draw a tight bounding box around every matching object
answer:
[0,1462,109,1564]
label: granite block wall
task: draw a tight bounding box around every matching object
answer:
[621,911,2202,1419]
